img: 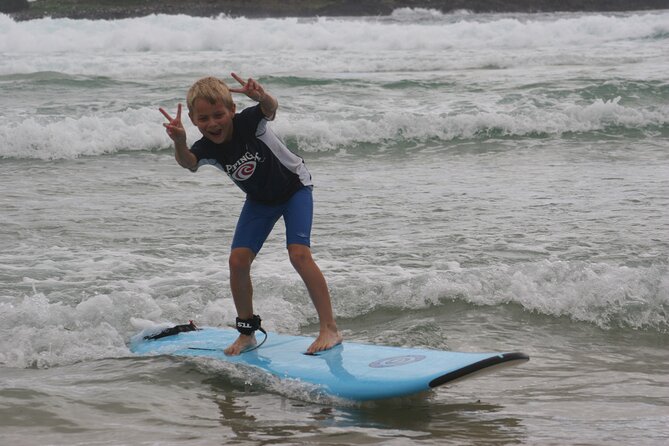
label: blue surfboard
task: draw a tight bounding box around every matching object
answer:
[129,326,529,401]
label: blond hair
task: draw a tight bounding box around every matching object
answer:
[186,76,234,112]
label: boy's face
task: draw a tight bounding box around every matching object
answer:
[189,98,236,144]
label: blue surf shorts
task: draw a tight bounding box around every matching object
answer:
[231,186,313,254]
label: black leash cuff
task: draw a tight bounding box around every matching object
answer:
[236,314,266,336]
[235,314,268,353]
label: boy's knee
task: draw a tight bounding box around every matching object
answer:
[229,248,254,272]
[288,245,312,269]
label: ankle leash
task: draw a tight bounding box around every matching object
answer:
[235,314,268,352]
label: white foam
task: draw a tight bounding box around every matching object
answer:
[1,253,665,370]
[330,260,669,331]
[2,10,667,159]
[1,11,667,55]
[3,97,666,160]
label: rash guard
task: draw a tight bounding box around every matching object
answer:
[190,105,312,204]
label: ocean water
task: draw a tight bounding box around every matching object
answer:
[1,7,668,445]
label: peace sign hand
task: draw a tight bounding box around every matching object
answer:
[229,72,278,119]
[159,103,187,145]
[229,72,267,102]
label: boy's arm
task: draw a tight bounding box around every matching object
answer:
[258,92,278,121]
[159,104,198,170]
[173,137,198,170]
[230,72,278,120]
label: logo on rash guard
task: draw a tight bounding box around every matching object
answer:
[227,151,263,181]
[232,161,256,181]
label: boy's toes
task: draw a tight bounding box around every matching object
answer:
[306,331,343,354]
[224,334,257,356]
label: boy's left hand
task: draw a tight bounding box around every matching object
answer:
[230,72,278,120]
[229,72,267,102]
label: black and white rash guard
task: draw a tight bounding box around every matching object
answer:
[190,105,312,204]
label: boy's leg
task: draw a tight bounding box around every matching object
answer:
[284,187,342,354]
[225,247,257,355]
[287,244,342,354]
[225,199,279,356]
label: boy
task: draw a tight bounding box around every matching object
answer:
[159,73,342,355]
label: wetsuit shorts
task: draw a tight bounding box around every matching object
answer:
[231,186,313,254]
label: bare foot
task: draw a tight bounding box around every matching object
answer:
[306,327,343,355]
[224,334,257,356]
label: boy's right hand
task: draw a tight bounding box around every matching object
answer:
[159,104,187,145]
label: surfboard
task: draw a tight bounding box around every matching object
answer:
[129,325,529,401]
